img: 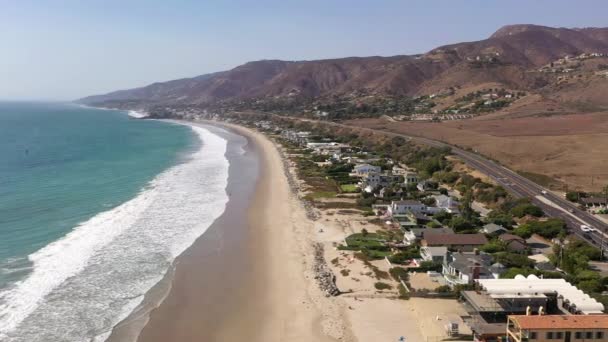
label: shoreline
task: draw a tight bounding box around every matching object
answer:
[109,120,352,342]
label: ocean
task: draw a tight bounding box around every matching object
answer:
[0,102,230,341]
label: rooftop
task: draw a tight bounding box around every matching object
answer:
[478,275,605,314]
[581,197,607,204]
[421,246,448,256]
[411,227,454,237]
[483,223,507,234]
[392,200,424,205]
[510,314,608,330]
[462,291,504,312]
[424,233,488,246]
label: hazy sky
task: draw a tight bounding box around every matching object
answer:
[1,0,607,100]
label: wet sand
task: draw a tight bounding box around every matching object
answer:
[109,121,347,342]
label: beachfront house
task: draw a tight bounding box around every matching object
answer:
[462,276,607,342]
[426,194,460,214]
[507,315,608,342]
[477,275,605,315]
[403,227,454,245]
[282,130,311,145]
[306,142,351,156]
[361,172,400,192]
[388,200,426,216]
[420,246,448,263]
[353,163,381,176]
[422,233,487,252]
[442,251,498,287]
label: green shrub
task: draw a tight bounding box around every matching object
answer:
[494,252,535,268]
[389,267,410,282]
[435,285,452,293]
[510,203,544,218]
[408,261,442,273]
[397,284,410,299]
[515,219,566,239]
[374,282,393,290]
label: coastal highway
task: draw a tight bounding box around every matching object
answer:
[290,117,608,249]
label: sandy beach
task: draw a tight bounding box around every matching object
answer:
[110,121,352,342]
[107,119,474,342]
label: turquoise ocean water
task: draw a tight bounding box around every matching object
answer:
[0,102,192,287]
[0,102,231,341]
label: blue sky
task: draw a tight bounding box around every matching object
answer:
[1,0,606,100]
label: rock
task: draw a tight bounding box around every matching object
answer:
[311,243,340,296]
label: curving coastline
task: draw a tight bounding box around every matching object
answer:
[111,120,354,342]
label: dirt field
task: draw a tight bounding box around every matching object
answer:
[347,112,608,192]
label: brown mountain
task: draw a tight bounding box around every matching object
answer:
[78,24,608,108]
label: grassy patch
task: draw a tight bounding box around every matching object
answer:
[517,171,566,190]
[345,233,385,249]
[340,184,359,193]
[314,201,362,210]
[304,191,337,200]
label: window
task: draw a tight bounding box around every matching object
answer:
[575,332,582,339]
[586,331,593,339]
[546,332,554,339]
[597,331,604,339]
[555,332,563,339]
[529,331,537,339]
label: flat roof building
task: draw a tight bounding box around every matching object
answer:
[477,275,605,315]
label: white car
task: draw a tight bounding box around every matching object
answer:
[541,190,547,195]
[581,225,596,232]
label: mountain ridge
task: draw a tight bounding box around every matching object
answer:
[78,24,608,115]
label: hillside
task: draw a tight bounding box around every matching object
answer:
[79,24,608,117]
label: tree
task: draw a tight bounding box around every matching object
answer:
[433,171,460,185]
[577,279,604,294]
[566,191,583,202]
[434,210,453,224]
[513,224,534,239]
[510,203,544,218]
[487,210,515,228]
[514,219,566,239]
[449,216,474,232]
[460,190,475,221]
[494,252,535,268]
[361,228,369,237]
[480,240,507,254]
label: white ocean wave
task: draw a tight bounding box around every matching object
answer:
[127,110,149,119]
[0,125,229,341]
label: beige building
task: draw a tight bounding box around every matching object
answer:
[507,315,608,342]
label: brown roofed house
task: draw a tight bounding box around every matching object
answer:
[422,233,488,252]
[499,234,528,253]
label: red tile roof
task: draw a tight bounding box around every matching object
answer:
[510,315,608,330]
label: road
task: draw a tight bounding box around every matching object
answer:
[292,117,608,250]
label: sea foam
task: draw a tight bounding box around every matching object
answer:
[0,125,229,341]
